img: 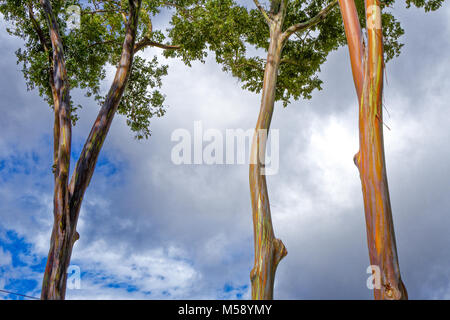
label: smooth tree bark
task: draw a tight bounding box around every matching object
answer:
[249,0,338,300]
[338,0,407,299]
[40,0,142,300]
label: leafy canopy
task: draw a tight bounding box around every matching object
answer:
[166,0,444,106]
[0,0,446,130]
[0,0,185,139]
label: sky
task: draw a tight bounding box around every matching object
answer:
[0,2,449,300]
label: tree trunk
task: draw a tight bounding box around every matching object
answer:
[39,0,73,300]
[249,17,287,300]
[339,0,407,299]
[40,0,142,300]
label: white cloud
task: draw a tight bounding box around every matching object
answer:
[0,247,12,266]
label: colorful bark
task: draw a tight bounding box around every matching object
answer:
[338,0,407,299]
[336,0,363,99]
[250,0,339,300]
[40,0,142,299]
[40,0,73,300]
[68,0,141,223]
[249,8,287,299]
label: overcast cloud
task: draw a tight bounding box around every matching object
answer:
[0,2,449,300]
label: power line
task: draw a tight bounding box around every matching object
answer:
[0,289,39,300]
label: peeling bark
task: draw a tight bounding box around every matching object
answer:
[339,0,407,300]
[40,0,142,300]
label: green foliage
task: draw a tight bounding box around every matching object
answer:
[405,0,445,11]
[117,56,167,139]
[0,0,173,138]
[0,0,445,123]
[166,0,440,107]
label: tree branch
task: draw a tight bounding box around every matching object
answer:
[134,36,181,52]
[281,0,338,43]
[253,0,271,25]
[28,3,50,52]
[88,37,180,52]
[88,39,118,48]
[82,9,127,15]
[163,1,195,20]
[28,2,59,170]
[280,57,302,67]
[68,0,142,224]
[278,0,288,16]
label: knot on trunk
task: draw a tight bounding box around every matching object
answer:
[249,237,287,283]
[382,279,408,300]
[353,151,361,169]
[72,231,80,245]
[272,237,287,266]
[249,237,287,300]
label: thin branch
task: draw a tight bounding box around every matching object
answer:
[121,11,128,24]
[134,37,181,52]
[279,0,288,17]
[142,8,152,37]
[163,1,195,20]
[281,0,339,43]
[88,37,180,52]
[28,3,50,52]
[68,0,142,224]
[234,59,265,73]
[280,58,302,67]
[28,2,59,169]
[88,39,118,48]
[82,9,127,15]
[253,0,271,25]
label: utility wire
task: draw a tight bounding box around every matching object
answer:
[0,288,40,300]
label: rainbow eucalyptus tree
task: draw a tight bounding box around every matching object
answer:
[338,0,445,300]
[167,0,403,299]
[0,0,205,299]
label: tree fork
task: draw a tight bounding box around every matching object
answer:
[40,0,142,299]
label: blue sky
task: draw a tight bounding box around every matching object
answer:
[1,2,450,300]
